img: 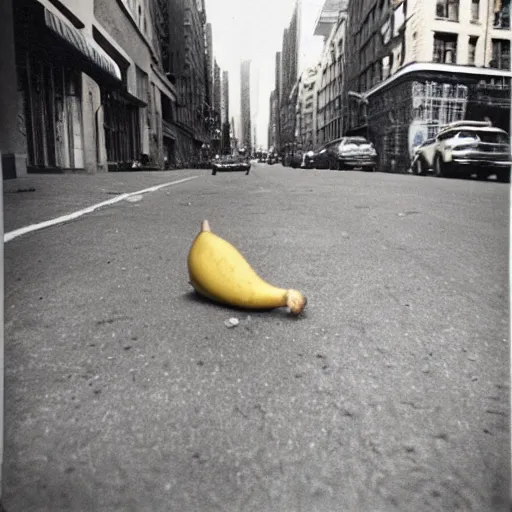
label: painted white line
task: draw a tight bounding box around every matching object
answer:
[4,175,198,243]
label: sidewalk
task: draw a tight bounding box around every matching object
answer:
[3,170,203,233]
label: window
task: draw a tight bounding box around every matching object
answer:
[468,36,478,65]
[491,39,511,70]
[436,0,459,21]
[471,0,479,20]
[494,0,510,28]
[433,33,457,63]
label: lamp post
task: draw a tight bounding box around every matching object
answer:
[347,90,370,141]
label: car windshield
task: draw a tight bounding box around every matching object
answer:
[342,138,369,146]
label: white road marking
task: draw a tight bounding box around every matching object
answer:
[4,175,198,243]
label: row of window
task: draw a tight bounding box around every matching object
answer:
[436,0,510,28]
[433,33,510,70]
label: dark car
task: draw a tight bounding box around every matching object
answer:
[212,155,251,175]
[314,137,377,171]
[267,153,278,165]
[289,151,303,169]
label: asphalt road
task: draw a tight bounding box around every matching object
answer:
[4,163,510,511]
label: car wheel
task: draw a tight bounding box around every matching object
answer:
[212,169,217,175]
[414,158,426,176]
[497,169,511,183]
[433,155,446,177]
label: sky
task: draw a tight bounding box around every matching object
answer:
[205,0,326,148]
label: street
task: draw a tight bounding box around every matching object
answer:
[4,163,510,511]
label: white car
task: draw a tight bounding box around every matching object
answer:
[412,121,511,182]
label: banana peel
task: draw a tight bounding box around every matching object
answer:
[187,220,307,315]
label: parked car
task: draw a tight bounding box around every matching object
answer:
[314,137,377,171]
[212,155,251,175]
[289,150,303,169]
[267,153,278,165]
[302,150,316,169]
[412,121,511,181]
[411,138,437,176]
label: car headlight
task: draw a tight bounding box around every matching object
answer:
[307,151,314,157]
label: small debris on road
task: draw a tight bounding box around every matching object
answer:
[421,364,430,373]
[126,195,143,203]
[224,317,239,328]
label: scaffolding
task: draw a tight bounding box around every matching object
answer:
[368,75,509,172]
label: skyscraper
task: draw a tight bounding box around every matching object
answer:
[221,70,229,125]
[240,59,252,152]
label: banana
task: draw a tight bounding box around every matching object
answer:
[187,220,307,315]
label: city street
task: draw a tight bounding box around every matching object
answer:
[4,163,510,511]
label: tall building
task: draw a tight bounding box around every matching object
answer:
[166,0,208,165]
[313,1,348,146]
[240,59,252,152]
[4,0,178,177]
[221,71,230,124]
[221,71,230,153]
[205,23,214,108]
[278,1,301,158]
[268,90,278,149]
[213,60,221,117]
[344,0,511,172]
[296,66,319,149]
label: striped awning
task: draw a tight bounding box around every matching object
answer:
[44,9,122,81]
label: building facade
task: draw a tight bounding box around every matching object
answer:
[240,59,252,152]
[295,66,319,149]
[4,0,178,177]
[279,2,300,159]
[268,89,278,149]
[345,0,511,171]
[166,0,208,166]
[314,3,348,146]
[221,70,231,153]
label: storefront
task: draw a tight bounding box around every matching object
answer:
[365,63,512,173]
[14,0,122,173]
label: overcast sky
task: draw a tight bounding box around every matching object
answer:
[205,0,325,148]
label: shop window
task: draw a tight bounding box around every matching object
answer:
[22,50,84,170]
[433,33,457,63]
[468,36,478,65]
[436,0,459,21]
[102,90,141,165]
[491,39,511,69]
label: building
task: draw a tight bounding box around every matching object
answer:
[221,71,230,125]
[268,89,278,149]
[345,0,512,172]
[205,23,214,109]
[279,2,301,159]
[274,51,282,151]
[295,66,319,149]
[3,0,178,178]
[314,3,348,146]
[221,71,231,153]
[166,0,208,166]
[240,59,252,152]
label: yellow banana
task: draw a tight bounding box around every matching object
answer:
[187,220,307,315]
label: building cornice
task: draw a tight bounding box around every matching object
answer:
[365,62,512,98]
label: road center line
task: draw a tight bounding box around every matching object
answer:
[4,175,199,243]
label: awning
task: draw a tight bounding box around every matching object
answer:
[44,9,122,81]
[163,120,177,140]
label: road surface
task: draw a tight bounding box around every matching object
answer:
[4,164,510,511]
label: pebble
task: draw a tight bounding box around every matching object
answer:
[224,318,239,328]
